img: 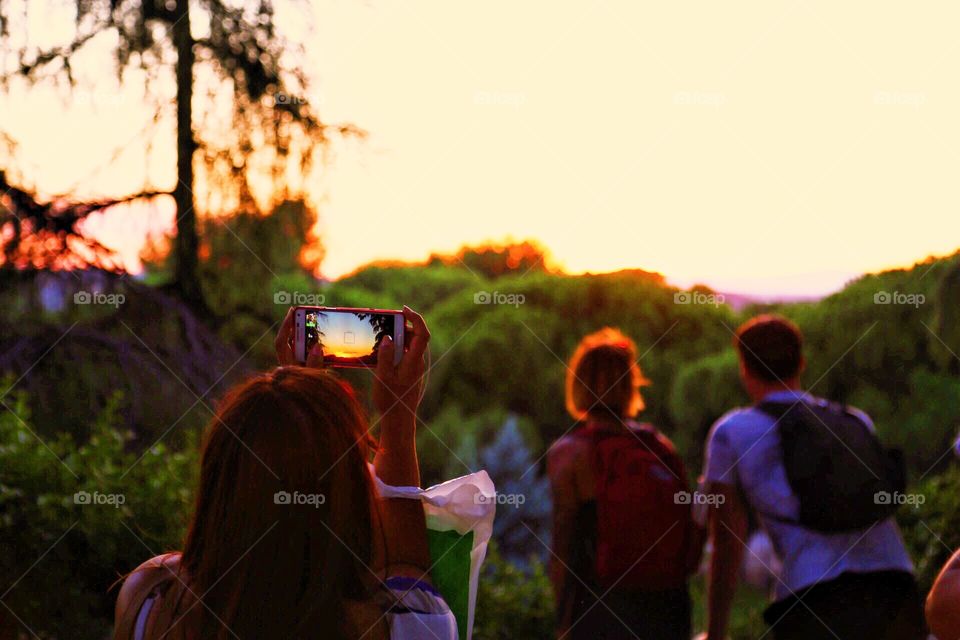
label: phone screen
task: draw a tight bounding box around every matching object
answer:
[303,308,398,367]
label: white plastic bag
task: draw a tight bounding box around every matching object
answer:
[374,470,496,640]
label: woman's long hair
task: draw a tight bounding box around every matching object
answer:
[155,367,379,639]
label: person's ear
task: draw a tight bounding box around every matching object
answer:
[798,355,807,376]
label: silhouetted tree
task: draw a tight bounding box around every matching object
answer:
[0,0,359,311]
[0,169,161,270]
[429,240,553,279]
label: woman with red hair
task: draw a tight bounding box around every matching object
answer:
[548,328,701,640]
[113,307,456,640]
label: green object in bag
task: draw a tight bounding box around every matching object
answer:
[428,529,475,640]
[374,469,496,640]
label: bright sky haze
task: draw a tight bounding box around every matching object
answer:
[2,0,959,296]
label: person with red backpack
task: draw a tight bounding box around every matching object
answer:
[548,328,704,640]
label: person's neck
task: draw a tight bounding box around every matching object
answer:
[587,413,631,430]
[749,379,802,404]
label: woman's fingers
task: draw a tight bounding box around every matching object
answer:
[372,309,428,414]
[376,335,396,381]
[275,307,296,365]
[402,304,430,356]
[305,343,325,368]
[398,306,428,380]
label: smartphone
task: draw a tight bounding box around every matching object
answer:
[294,306,404,368]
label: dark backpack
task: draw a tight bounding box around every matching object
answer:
[757,399,906,533]
[577,422,701,590]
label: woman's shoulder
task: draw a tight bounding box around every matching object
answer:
[633,421,679,452]
[115,553,182,627]
[547,430,592,468]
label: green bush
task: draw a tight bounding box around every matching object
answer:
[689,574,768,640]
[474,543,554,640]
[668,350,747,467]
[898,464,960,592]
[0,387,196,638]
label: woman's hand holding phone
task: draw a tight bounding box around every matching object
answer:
[275,304,430,417]
[275,307,324,367]
[373,306,429,417]
[372,306,432,573]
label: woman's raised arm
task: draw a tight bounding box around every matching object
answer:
[371,306,432,578]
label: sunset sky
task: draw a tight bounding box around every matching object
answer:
[309,311,379,358]
[2,0,960,296]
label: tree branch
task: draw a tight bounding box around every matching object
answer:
[7,30,103,83]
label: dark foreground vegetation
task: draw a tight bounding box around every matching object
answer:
[1,226,959,637]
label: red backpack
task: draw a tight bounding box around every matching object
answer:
[577,421,701,590]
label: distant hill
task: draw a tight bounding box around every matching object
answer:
[717,291,824,311]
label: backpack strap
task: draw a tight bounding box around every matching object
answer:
[757,398,871,431]
[747,401,805,528]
